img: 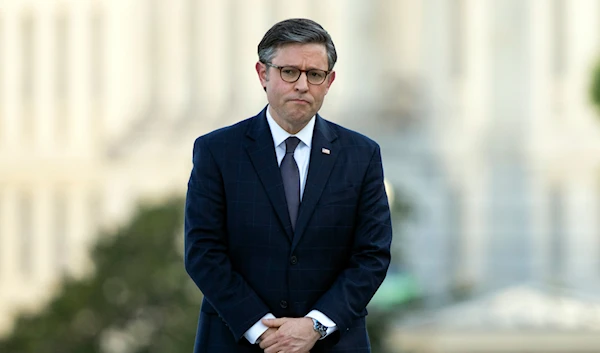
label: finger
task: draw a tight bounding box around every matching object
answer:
[263,342,283,353]
[262,317,289,327]
[259,336,275,350]
[259,339,269,350]
[259,332,278,349]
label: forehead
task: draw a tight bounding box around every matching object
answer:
[272,43,328,68]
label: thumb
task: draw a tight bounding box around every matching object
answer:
[262,317,289,327]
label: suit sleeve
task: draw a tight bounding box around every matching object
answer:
[184,137,270,341]
[311,145,393,332]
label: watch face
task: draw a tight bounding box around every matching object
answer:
[313,319,327,337]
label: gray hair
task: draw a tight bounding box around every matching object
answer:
[258,18,337,71]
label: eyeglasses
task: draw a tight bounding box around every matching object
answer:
[264,63,330,85]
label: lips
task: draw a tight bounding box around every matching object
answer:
[289,98,310,104]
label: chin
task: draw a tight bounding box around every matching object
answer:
[291,112,315,123]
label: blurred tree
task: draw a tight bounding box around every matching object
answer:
[592,58,600,114]
[366,187,420,353]
[0,194,412,353]
[0,197,201,353]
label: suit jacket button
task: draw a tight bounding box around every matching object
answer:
[280,300,288,309]
[290,255,298,265]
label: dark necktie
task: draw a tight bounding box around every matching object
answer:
[281,137,301,230]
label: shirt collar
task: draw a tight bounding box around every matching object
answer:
[266,106,314,149]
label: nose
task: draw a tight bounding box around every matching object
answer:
[294,72,309,92]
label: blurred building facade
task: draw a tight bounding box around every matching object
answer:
[0,0,389,334]
[379,0,600,302]
[1,0,600,350]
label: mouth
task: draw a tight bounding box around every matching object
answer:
[289,98,310,104]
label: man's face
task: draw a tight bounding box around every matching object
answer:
[256,43,336,134]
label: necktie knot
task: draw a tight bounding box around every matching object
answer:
[285,136,301,154]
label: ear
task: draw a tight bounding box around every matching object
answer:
[324,70,336,94]
[256,61,268,90]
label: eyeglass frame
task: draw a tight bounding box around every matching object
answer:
[263,62,331,85]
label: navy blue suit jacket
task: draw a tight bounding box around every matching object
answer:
[184,108,392,353]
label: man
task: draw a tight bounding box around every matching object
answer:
[185,18,392,353]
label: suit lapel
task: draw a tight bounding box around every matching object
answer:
[244,109,294,240]
[292,116,338,249]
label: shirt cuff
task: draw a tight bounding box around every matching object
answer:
[243,313,276,344]
[305,310,338,339]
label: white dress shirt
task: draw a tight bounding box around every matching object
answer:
[243,107,338,344]
[267,108,313,197]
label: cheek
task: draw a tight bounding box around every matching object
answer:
[267,81,282,94]
[311,88,328,101]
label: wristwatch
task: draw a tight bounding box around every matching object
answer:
[311,318,328,339]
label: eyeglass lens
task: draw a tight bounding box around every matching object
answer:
[280,67,327,84]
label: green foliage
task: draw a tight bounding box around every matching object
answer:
[366,188,420,353]
[366,298,422,353]
[0,195,407,353]
[366,310,392,353]
[0,197,201,353]
[592,58,600,114]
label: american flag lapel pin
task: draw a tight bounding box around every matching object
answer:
[322,148,330,155]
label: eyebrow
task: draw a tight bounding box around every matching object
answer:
[275,64,328,71]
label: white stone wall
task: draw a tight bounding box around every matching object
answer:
[0,0,393,335]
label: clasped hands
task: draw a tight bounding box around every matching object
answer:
[258,317,321,353]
